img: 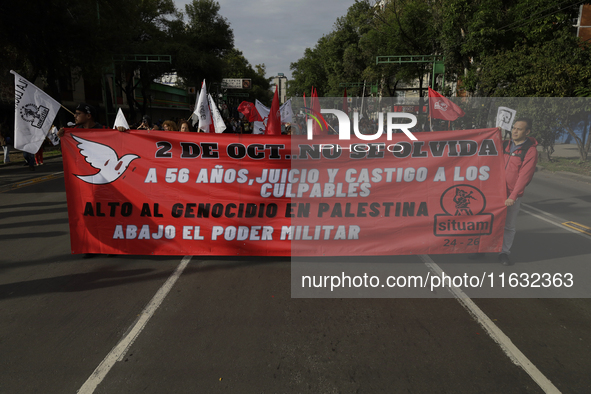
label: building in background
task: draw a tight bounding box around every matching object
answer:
[576,4,591,41]
[271,74,288,104]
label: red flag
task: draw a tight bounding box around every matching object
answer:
[266,87,281,135]
[237,101,262,122]
[428,87,465,121]
[343,88,349,115]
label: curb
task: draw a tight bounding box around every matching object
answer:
[0,153,63,168]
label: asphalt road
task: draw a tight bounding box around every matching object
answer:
[1,156,590,393]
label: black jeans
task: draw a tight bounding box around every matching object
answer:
[23,151,35,167]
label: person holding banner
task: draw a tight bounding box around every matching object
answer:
[137,115,152,130]
[179,121,191,132]
[162,120,178,131]
[471,118,538,265]
[57,103,103,137]
[499,118,538,266]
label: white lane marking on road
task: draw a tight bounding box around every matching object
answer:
[521,203,591,240]
[77,256,192,394]
[419,254,561,394]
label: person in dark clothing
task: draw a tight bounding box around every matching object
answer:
[57,103,103,137]
[56,103,104,258]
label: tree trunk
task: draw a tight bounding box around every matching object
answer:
[117,72,142,123]
[583,115,590,161]
[564,126,587,161]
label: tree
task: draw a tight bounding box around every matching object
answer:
[288,1,375,98]
[102,0,182,121]
[476,29,591,97]
[174,0,234,86]
[0,0,185,123]
[367,0,439,104]
[0,0,104,102]
[437,0,511,90]
[438,0,582,95]
[288,43,329,97]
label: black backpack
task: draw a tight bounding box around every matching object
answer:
[503,139,534,162]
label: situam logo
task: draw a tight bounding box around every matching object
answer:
[433,184,494,236]
[20,103,50,129]
[306,108,418,141]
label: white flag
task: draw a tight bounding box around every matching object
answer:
[48,126,60,146]
[113,108,130,130]
[191,89,199,126]
[193,80,211,132]
[255,99,270,119]
[11,70,60,154]
[496,107,516,131]
[254,100,270,134]
[208,94,226,133]
[253,121,266,134]
[280,99,293,123]
[256,99,292,123]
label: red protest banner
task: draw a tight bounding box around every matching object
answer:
[61,128,506,256]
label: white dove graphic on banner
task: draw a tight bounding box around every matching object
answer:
[73,135,139,184]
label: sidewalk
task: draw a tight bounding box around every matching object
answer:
[539,143,583,159]
[535,143,591,184]
[1,147,62,167]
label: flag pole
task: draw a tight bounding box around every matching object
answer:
[61,105,75,116]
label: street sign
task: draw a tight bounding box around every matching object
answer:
[221,78,252,89]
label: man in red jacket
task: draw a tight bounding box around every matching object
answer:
[499,118,538,265]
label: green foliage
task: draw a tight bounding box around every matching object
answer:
[175,0,234,84]
[288,45,328,97]
[288,1,374,97]
[286,0,589,160]
[0,0,243,102]
[0,0,103,97]
[289,0,441,99]
[475,28,591,97]
[575,87,591,97]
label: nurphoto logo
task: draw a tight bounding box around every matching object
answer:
[306,109,418,141]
